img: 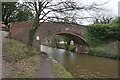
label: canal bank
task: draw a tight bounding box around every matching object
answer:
[2,37,73,78]
[39,52,73,78]
[41,45,119,78]
[88,41,119,60]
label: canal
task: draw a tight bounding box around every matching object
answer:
[41,45,119,78]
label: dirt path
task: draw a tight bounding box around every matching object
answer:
[38,53,55,78]
[1,31,55,78]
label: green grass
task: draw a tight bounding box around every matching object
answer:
[49,57,74,78]
[5,39,39,62]
[4,38,41,78]
[88,41,119,59]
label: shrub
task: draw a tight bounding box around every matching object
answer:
[87,24,116,41]
[68,45,76,52]
[85,23,120,47]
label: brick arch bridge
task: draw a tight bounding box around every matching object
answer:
[10,22,89,53]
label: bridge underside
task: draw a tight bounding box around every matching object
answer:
[56,33,89,54]
[41,32,89,54]
[56,33,87,45]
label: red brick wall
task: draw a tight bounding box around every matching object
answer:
[10,22,88,51]
[10,21,32,44]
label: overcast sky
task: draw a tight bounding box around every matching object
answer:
[1,0,120,16]
[2,0,119,24]
[78,0,120,16]
[52,0,120,24]
[74,0,120,25]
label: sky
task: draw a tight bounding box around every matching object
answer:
[51,0,120,24]
[1,0,119,16]
[78,0,120,16]
[1,0,120,24]
[73,0,120,25]
[18,0,119,16]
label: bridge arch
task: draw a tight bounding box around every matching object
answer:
[10,22,89,53]
[40,31,89,54]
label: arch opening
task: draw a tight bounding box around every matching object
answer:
[41,32,89,54]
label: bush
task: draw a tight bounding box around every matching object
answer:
[87,24,116,41]
[68,45,76,52]
[89,48,106,56]
[85,18,120,59]
[85,23,120,47]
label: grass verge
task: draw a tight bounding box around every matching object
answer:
[49,57,74,78]
[13,55,40,78]
[5,39,39,62]
[4,38,41,78]
[88,41,119,59]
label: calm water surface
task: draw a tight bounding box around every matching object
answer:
[41,45,119,78]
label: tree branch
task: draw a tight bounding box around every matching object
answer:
[39,11,51,21]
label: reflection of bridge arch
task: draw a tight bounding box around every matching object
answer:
[10,22,89,53]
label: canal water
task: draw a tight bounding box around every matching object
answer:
[41,45,119,78]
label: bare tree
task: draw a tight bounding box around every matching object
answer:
[20,0,107,47]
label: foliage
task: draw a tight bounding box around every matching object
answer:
[110,17,120,41]
[67,45,76,52]
[2,2,17,25]
[85,17,120,59]
[85,29,105,46]
[87,24,115,41]
[50,35,61,48]
[86,18,120,46]
[2,2,33,25]
[48,35,76,52]
[12,6,33,22]
[110,17,120,27]
[62,36,71,50]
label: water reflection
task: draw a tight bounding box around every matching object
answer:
[41,45,118,78]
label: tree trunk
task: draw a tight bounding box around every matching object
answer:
[28,28,37,46]
[28,14,39,47]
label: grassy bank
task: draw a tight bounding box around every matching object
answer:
[4,38,74,78]
[88,41,119,60]
[5,39,39,62]
[49,57,74,78]
[4,38,41,78]
[84,23,120,60]
[13,55,41,78]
